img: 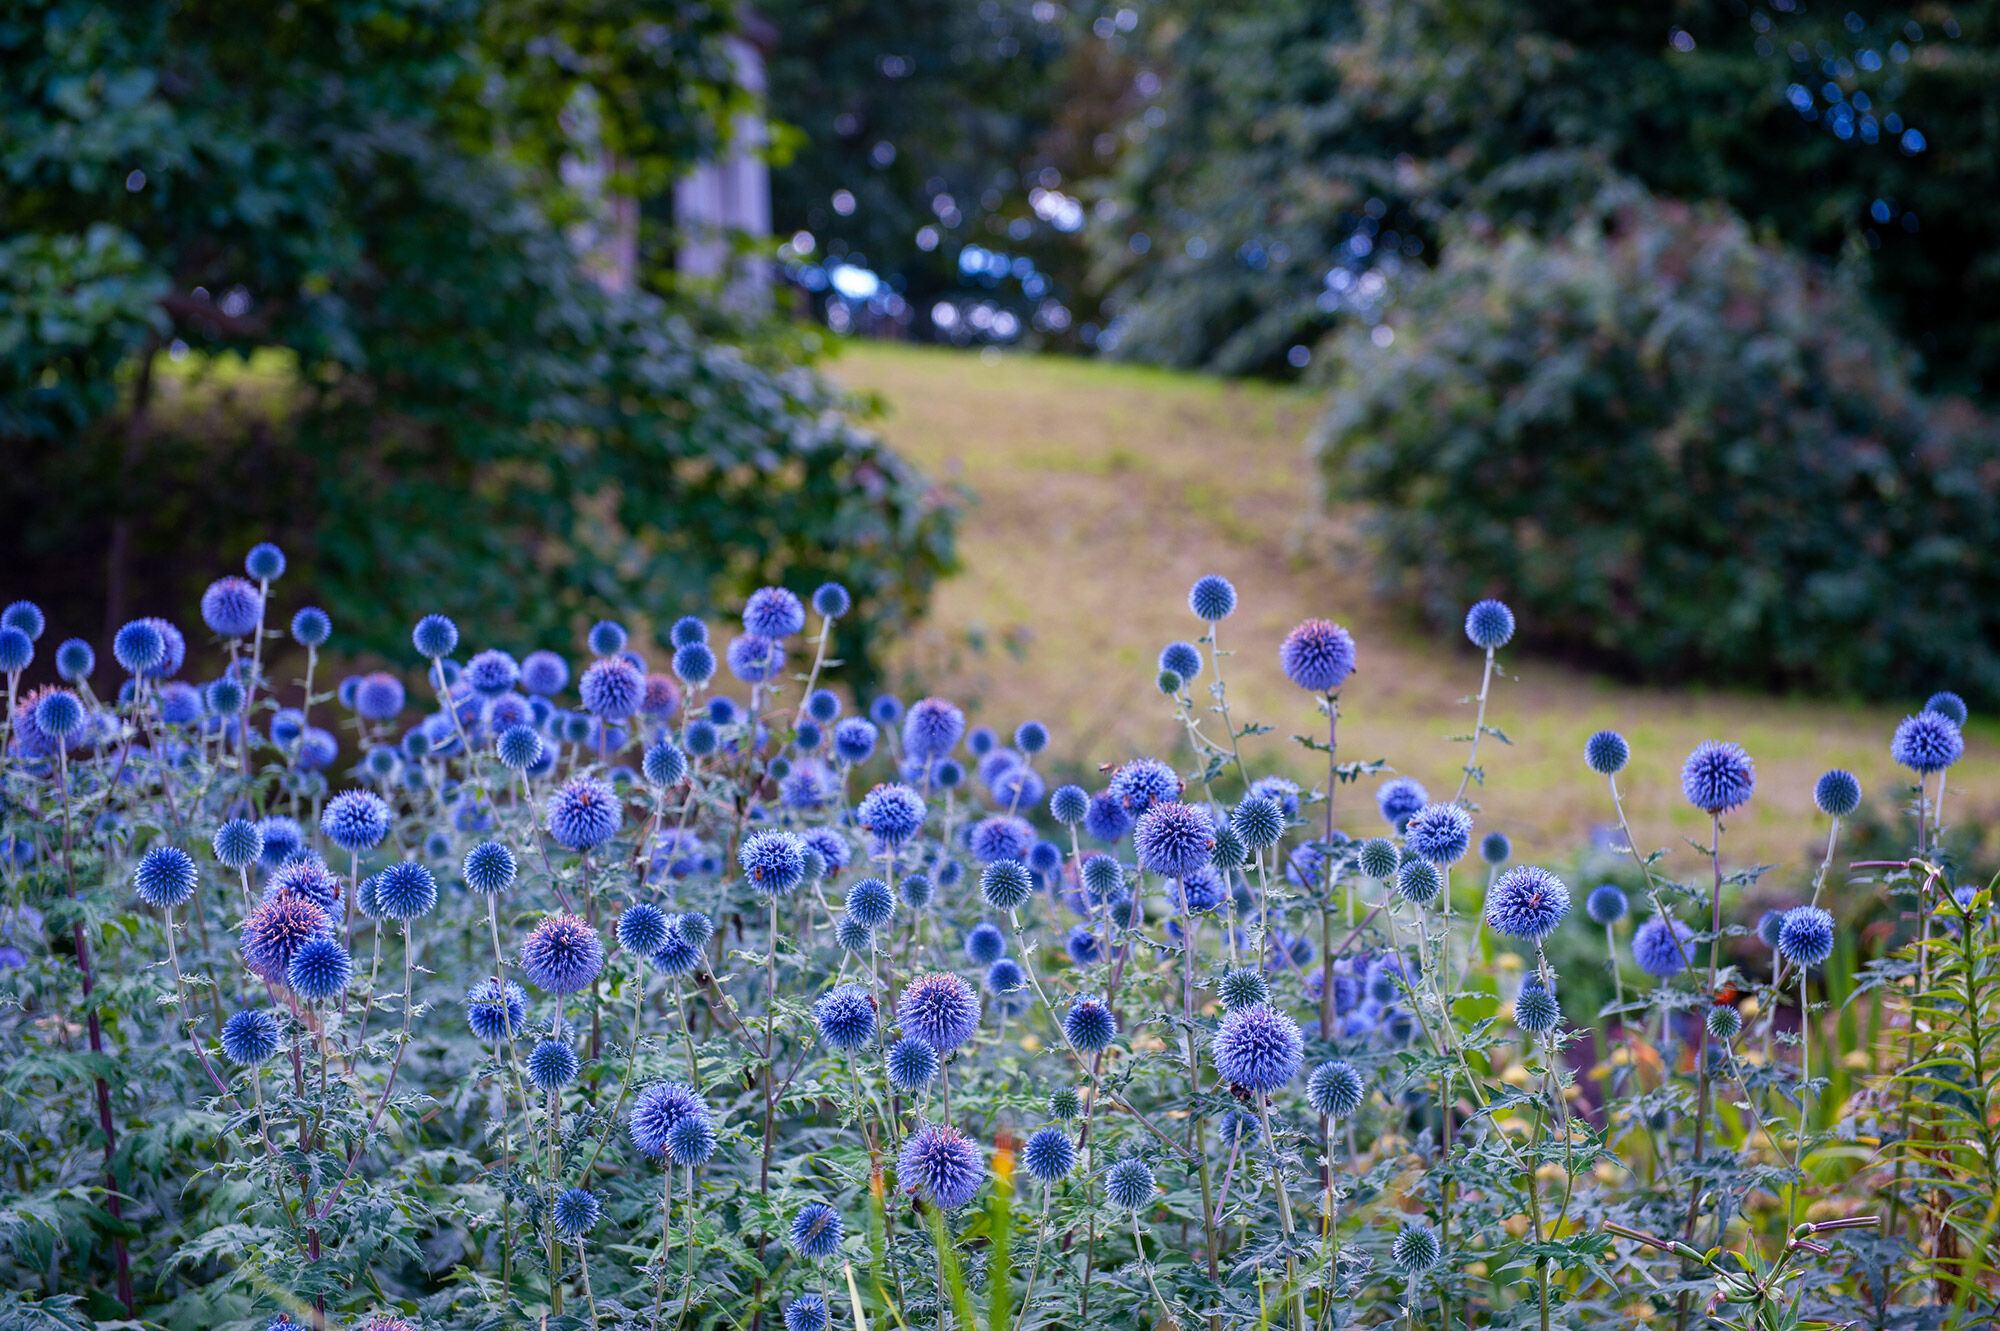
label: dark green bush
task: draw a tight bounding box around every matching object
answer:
[1313,199,2000,704]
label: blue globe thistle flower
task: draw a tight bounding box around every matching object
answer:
[1463,599,1515,650]
[1000,721,1047,760]
[1391,858,1442,907]
[740,586,804,640]
[579,657,644,721]
[1632,916,1694,979]
[463,649,518,698]
[32,688,84,743]
[1392,1221,1443,1272]
[640,737,688,789]
[1584,729,1630,777]
[1020,1126,1075,1183]
[989,765,1046,811]
[1681,740,1757,814]
[288,937,353,1002]
[1484,865,1570,940]
[725,634,784,684]
[985,957,1026,994]
[1080,854,1125,901]
[1049,1086,1083,1120]
[266,857,341,912]
[221,1008,284,1066]
[961,822,1030,874]
[857,783,926,847]
[792,690,839,731]
[1218,967,1270,1009]
[146,616,186,676]
[1133,801,1216,878]
[288,607,331,649]
[494,723,543,772]
[1063,995,1117,1051]
[789,1201,844,1260]
[783,1294,829,1331]
[1812,768,1863,819]
[677,718,719,758]
[665,1111,719,1167]
[1585,883,1628,926]
[113,620,165,674]
[869,695,904,727]
[582,620,627,658]
[1144,643,1196,687]
[149,681,197,727]
[630,1081,710,1158]
[738,829,808,897]
[978,861,1033,912]
[1078,792,1130,845]
[1925,690,1969,725]
[521,914,604,994]
[1512,977,1561,1035]
[323,790,392,852]
[616,903,670,956]
[133,843,197,907]
[834,878,889,931]
[461,840,517,896]
[1756,910,1786,950]
[1480,831,1511,865]
[548,777,621,852]
[354,672,407,723]
[513,650,564,697]
[1063,924,1102,965]
[467,977,527,1040]
[242,898,333,982]
[370,862,436,919]
[1105,1157,1155,1209]
[257,816,303,868]
[1108,757,1181,815]
[211,819,263,872]
[244,542,286,581]
[53,637,94,683]
[0,600,43,640]
[1404,803,1473,865]
[1777,906,1836,969]
[1375,777,1428,830]
[1034,786,1087,833]
[1212,1003,1305,1091]
[0,628,31,674]
[1027,841,1064,879]
[412,614,458,660]
[1307,1060,1365,1117]
[1280,619,1357,692]
[1187,574,1237,622]
[1892,711,1964,774]
[897,971,981,1052]
[205,675,246,716]
[884,1034,940,1091]
[813,983,878,1051]
[897,1122,986,1209]
[966,725,1000,756]
[527,1037,581,1091]
[811,581,852,619]
[670,641,717,688]
[1232,795,1286,850]
[1356,837,1399,880]
[1706,1004,1743,1040]
[201,576,263,638]
[551,1187,601,1242]
[964,921,1007,967]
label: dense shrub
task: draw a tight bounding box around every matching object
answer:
[1313,200,2000,704]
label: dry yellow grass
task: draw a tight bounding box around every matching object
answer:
[829,341,1997,871]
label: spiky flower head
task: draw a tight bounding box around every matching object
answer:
[725,633,784,683]
[789,1201,843,1260]
[739,586,804,639]
[1463,599,1514,650]
[1218,967,1270,1009]
[586,620,628,658]
[617,903,670,956]
[784,1295,829,1331]
[643,736,688,788]
[1681,740,1756,814]
[412,613,458,660]
[629,1081,710,1158]
[813,984,878,1051]
[1133,801,1216,879]
[1105,1157,1155,1209]
[1188,574,1237,622]
[1045,784,1089,828]
[1480,831,1511,865]
[521,914,604,994]
[287,937,353,1002]
[1813,769,1862,818]
[241,897,333,981]
[1632,916,1693,978]
[579,657,644,721]
[545,777,619,852]
[964,921,1006,967]
[1108,757,1181,815]
[1585,883,1628,927]
[901,697,966,761]
[221,1009,284,1066]
[291,607,332,648]
[463,649,519,698]
[980,860,1034,912]
[1891,711,1964,774]
[323,790,392,852]
[0,628,30,674]
[897,971,981,1053]
[0,600,43,639]
[1280,618,1357,692]
[1014,719,1049,754]
[665,1112,718,1166]
[1777,906,1835,969]
[1392,1221,1443,1272]
[1394,859,1443,907]
[1080,854,1125,902]
[897,1122,986,1208]
[1082,792,1132,844]
[885,1035,939,1091]
[856,783,927,847]
[1375,777,1428,830]
[650,917,702,973]
[1404,803,1473,865]
[466,977,527,1041]
[738,829,809,898]
[201,576,263,638]
[812,582,851,618]
[1925,690,1970,725]
[463,840,517,895]
[134,845,199,909]
[495,723,543,771]
[1063,995,1117,1051]
[969,814,1034,865]
[113,619,165,674]
[374,861,438,919]
[552,1187,600,1241]
[1706,1004,1743,1040]
[1485,865,1570,940]
[354,672,405,722]
[527,1037,580,1091]
[1307,1060,1366,1118]
[1212,1003,1305,1091]
[671,641,717,687]
[1584,729,1630,776]
[1357,837,1399,880]
[55,637,94,681]
[1049,1086,1083,1120]
[1232,795,1285,850]
[1512,977,1561,1035]
[1021,1126,1076,1183]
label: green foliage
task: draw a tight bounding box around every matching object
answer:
[0,0,956,676]
[1311,200,2000,705]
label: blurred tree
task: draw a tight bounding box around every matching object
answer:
[0,0,957,681]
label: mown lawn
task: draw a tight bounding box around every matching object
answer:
[830,340,1996,871]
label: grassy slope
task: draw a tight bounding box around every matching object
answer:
[830,340,1996,871]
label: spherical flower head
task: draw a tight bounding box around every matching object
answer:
[1754,909,1786,950]
[789,1201,844,1260]
[650,917,702,974]
[1706,1004,1743,1041]
[460,840,517,896]
[527,1037,581,1091]
[1229,795,1285,851]
[739,586,804,640]
[1212,1002,1305,1092]
[1809,767,1863,820]
[896,696,963,762]
[113,619,165,675]
[1044,1088,1082,1124]
[1632,916,1694,979]
[221,1009,284,1066]
[373,861,438,919]
[1105,1157,1155,1209]
[1109,758,1181,815]
[1187,573,1237,622]
[0,627,31,674]
[241,897,334,981]
[805,580,851,620]
[738,829,809,898]
[664,1110,719,1166]
[1043,784,1089,829]
[1210,823,1248,873]
[1485,865,1570,940]
[1581,729,1632,778]
[551,1187,601,1241]
[1375,777,1428,830]
[614,902,669,956]
[54,637,95,682]
[1463,599,1515,650]
[287,937,353,1002]
[1280,618,1357,692]
[1,600,43,640]
[548,777,621,852]
[461,649,517,698]
[725,633,784,684]
[1892,711,1964,775]
[201,576,263,638]
[1480,831,1511,865]
[813,983,878,1051]
[1392,1221,1443,1273]
[1307,1060,1365,1118]
[205,675,246,716]
[1777,905,1836,969]
[642,736,688,788]
[964,921,1007,967]
[1681,740,1757,814]
[781,1294,830,1331]
[133,845,198,909]
[670,640,717,688]
[682,718,719,757]
[284,607,331,653]
[897,970,981,1053]
[968,815,1033,865]
[1585,883,1628,927]
[1404,803,1473,865]
[522,914,604,994]
[1394,859,1443,907]
[353,672,405,723]
[839,877,891,930]
[1174,866,1227,915]
[1133,801,1216,879]
[629,1080,710,1158]
[322,790,392,852]
[898,1122,986,1209]
[1079,792,1130,845]
[583,620,627,659]
[1219,967,1272,1009]
[1512,977,1561,1034]
[32,688,84,744]
[467,977,527,1040]
[1924,689,1969,725]
[857,783,926,846]
[209,819,263,872]
[1080,853,1125,901]
[884,1034,939,1091]
[258,816,303,867]
[579,657,644,722]
[410,613,458,660]
[979,860,1034,912]
[495,723,544,772]
[1015,1126,1076,1185]
[1063,994,1117,1051]
[1357,837,1400,880]
[1150,642,1201,688]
